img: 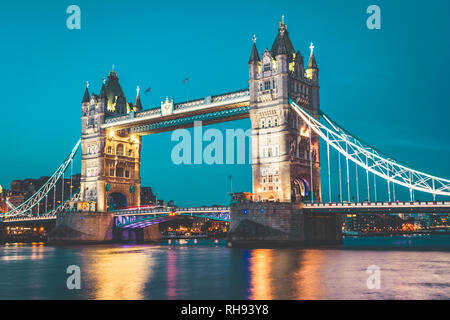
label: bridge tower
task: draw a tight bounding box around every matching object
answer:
[249,17,321,202]
[80,68,141,212]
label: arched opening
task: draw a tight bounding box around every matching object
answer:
[107,192,127,211]
[292,178,310,202]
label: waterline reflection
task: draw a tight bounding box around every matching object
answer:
[84,246,153,300]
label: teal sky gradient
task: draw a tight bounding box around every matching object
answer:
[1,0,449,205]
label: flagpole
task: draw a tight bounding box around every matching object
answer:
[187,78,189,102]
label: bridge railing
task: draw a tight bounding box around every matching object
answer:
[113,206,230,216]
[103,89,250,126]
[304,201,450,208]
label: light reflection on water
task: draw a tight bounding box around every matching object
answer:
[0,236,449,300]
[83,246,153,300]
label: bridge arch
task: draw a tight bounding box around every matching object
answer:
[292,178,310,202]
[107,192,127,211]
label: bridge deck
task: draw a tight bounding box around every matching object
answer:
[102,89,250,134]
[2,202,449,225]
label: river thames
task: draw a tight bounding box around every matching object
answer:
[0,235,449,300]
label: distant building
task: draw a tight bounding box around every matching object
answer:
[140,186,156,205]
[6,174,81,214]
[231,192,253,203]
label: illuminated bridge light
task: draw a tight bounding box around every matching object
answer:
[243,209,248,215]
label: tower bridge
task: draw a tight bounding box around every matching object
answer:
[1,17,450,245]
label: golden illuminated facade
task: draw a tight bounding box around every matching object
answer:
[80,70,142,212]
[249,18,321,202]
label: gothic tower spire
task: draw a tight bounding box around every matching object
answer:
[82,81,90,103]
[306,42,319,80]
[134,85,142,111]
[248,35,260,63]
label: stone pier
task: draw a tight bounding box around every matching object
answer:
[48,212,162,244]
[227,202,342,247]
[48,212,115,244]
[113,224,161,243]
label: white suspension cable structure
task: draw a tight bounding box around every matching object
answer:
[290,99,450,199]
[1,140,81,218]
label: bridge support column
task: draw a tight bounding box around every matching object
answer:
[0,225,7,244]
[227,202,342,247]
[48,212,114,244]
[112,222,161,243]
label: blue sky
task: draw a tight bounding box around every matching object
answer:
[1,0,449,206]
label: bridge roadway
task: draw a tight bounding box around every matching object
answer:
[1,201,449,226]
[303,201,450,214]
[101,89,250,134]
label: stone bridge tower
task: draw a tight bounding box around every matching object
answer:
[249,17,321,202]
[80,68,142,212]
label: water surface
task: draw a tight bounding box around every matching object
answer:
[0,236,449,300]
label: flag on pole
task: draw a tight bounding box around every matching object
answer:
[183,78,190,101]
[144,87,151,94]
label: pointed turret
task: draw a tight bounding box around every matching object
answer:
[103,65,128,115]
[249,37,260,64]
[134,86,142,111]
[82,81,90,103]
[295,49,303,64]
[270,15,295,61]
[306,42,319,80]
[99,77,106,99]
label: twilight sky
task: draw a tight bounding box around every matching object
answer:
[1,0,449,206]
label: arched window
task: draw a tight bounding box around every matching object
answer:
[107,146,112,154]
[268,119,271,128]
[116,144,124,156]
[274,118,278,126]
[261,120,265,129]
[268,147,272,157]
[128,149,133,157]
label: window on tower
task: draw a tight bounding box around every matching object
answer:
[116,144,124,156]
[263,63,271,72]
[264,81,271,90]
[116,167,124,177]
